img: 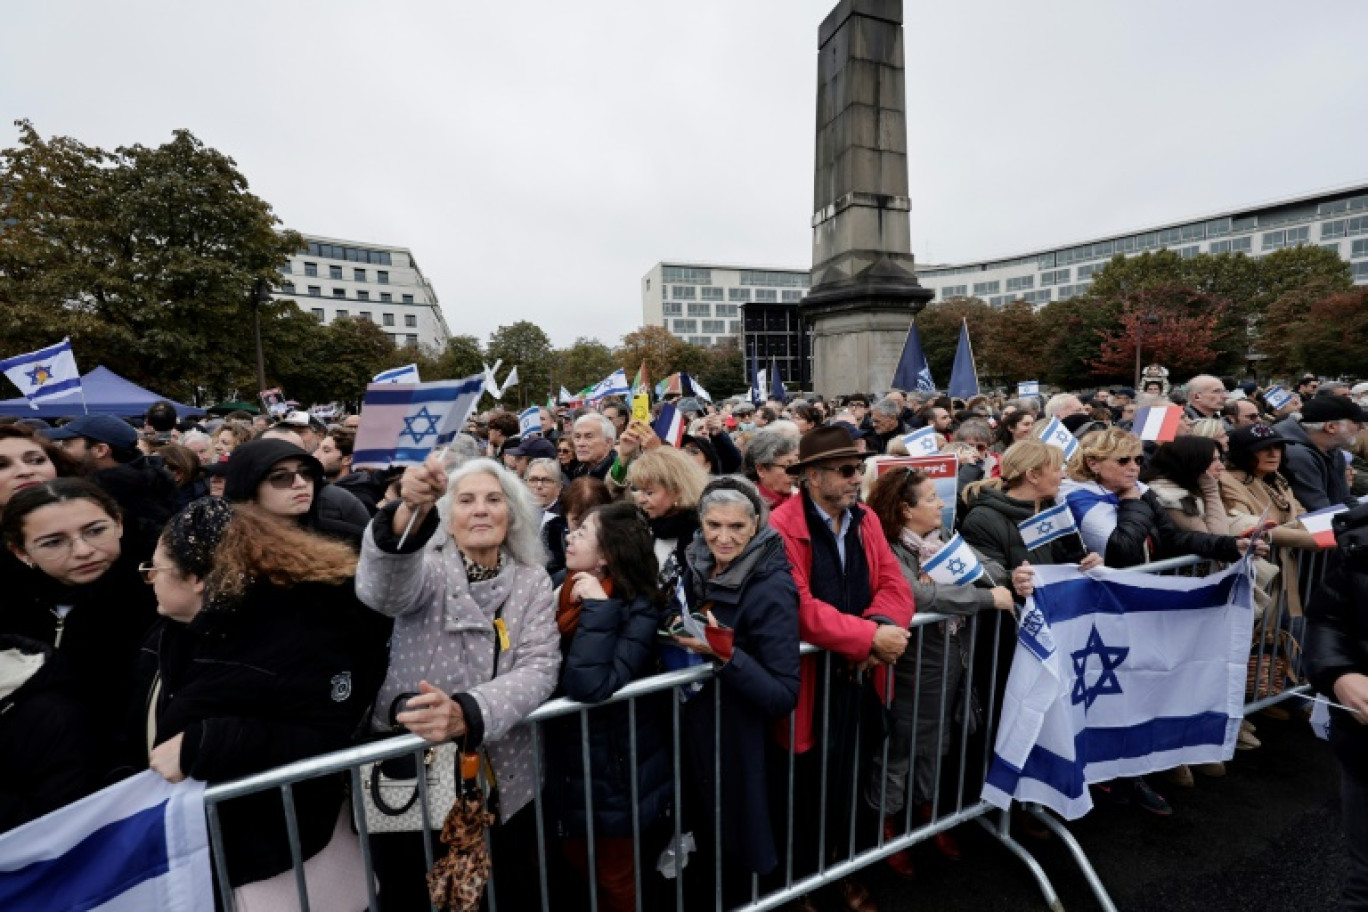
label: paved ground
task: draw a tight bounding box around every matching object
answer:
[857,710,1347,912]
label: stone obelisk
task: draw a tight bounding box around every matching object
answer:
[799,0,931,397]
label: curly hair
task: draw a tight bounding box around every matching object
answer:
[186,503,357,609]
[866,468,929,543]
[626,446,708,509]
[1068,427,1142,482]
[995,410,1034,448]
[216,420,256,448]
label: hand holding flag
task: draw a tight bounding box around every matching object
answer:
[921,534,988,586]
[901,426,940,457]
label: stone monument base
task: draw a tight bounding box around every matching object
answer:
[803,300,927,397]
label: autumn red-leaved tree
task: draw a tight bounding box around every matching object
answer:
[1256,285,1368,377]
[1088,287,1227,380]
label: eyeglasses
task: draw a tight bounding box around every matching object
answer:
[1112,455,1146,467]
[138,562,177,582]
[264,466,318,489]
[818,463,862,478]
[526,477,558,486]
[29,522,118,557]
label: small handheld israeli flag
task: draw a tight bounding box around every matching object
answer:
[0,338,83,409]
[1018,380,1040,398]
[901,426,940,457]
[921,534,985,586]
[373,363,420,384]
[586,368,630,402]
[518,405,541,438]
[1037,416,1079,460]
[1018,502,1079,550]
[351,374,485,467]
[1263,385,1294,411]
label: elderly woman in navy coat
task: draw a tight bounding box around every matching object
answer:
[675,477,800,901]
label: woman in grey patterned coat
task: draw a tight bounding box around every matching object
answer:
[357,456,560,910]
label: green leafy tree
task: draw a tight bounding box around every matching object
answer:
[910,297,996,387]
[1256,284,1368,377]
[554,337,618,395]
[616,326,687,385]
[429,334,486,382]
[691,336,747,399]
[0,121,302,401]
[487,321,552,408]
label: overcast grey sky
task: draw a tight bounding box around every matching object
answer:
[4,1,1366,348]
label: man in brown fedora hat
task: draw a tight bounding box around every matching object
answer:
[769,425,914,894]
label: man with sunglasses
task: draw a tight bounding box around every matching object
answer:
[223,438,368,546]
[769,426,914,894]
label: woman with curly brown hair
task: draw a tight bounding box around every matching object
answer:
[137,498,385,907]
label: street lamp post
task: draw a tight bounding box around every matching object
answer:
[251,278,270,392]
[1133,311,1159,390]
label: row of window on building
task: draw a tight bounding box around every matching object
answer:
[661,266,807,287]
[304,241,395,265]
[283,282,416,305]
[669,319,742,335]
[667,286,805,303]
[662,302,741,318]
[283,263,391,283]
[309,307,419,329]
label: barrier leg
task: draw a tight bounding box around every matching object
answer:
[1026,803,1119,912]
[975,807,1066,912]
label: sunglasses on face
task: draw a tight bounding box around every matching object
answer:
[265,466,318,489]
[819,463,862,478]
[1112,455,1146,467]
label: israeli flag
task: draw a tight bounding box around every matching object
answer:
[586,369,630,402]
[1018,381,1040,398]
[0,338,83,409]
[1263,385,1294,411]
[921,534,985,586]
[351,374,485,466]
[901,426,940,457]
[518,405,541,438]
[982,559,1254,820]
[1037,416,1079,461]
[372,362,420,384]
[0,771,213,911]
[1018,502,1079,550]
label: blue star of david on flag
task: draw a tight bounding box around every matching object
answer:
[947,557,966,575]
[25,364,53,387]
[401,406,442,444]
[1070,625,1129,710]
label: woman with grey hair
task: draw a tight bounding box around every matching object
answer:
[356,456,559,909]
[525,456,567,577]
[673,476,800,899]
[745,428,800,510]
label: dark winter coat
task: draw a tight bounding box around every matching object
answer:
[1099,488,1240,568]
[1274,416,1354,512]
[0,635,96,832]
[133,579,385,887]
[544,589,672,839]
[332,470,384,516]
[0,548,157,777]
[958,485,1087,584]
[680,526,801,875]
[223,438,367,545]
[91,455,178,563]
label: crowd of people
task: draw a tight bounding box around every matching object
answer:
[0,370,1365,911]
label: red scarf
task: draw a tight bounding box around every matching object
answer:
[556,574,613,638]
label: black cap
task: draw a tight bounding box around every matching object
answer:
[1300,397,1365,424]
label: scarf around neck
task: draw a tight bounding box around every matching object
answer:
[900,527,944,563]
[556,574,613,639]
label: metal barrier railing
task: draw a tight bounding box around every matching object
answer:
[201,545,1332,912]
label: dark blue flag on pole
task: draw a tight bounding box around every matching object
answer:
[891,322,936,392]
[770,357,785,402]
[948,318,980,399]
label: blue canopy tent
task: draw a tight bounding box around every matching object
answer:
[0,365,205,419]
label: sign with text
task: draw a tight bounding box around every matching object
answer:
[876,454,960,533]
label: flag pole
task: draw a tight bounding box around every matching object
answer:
[396,444,450,549]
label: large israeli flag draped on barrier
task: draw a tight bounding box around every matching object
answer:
[982,559,1255,820]
[352,374,485,466]
[0,772,213,911]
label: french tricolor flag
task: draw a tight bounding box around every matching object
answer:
[652,402,686,448]
[1132,405,1184,442]
[1299,504,1349,548]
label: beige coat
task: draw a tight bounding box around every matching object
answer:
[1218,470,1317,616]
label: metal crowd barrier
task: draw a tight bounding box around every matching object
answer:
[201,545,1334,912]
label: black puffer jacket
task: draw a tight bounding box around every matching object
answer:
[959,485,1086,582]
[0,635,95,832]
[133,579,385,887]
[0,548,157,777]
[223,439,367,545]
[544,588,672,839]
[1306,504,1368,779]
[90,455,179,563]
[1102,489,1240,568]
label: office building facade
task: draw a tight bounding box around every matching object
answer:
[914,182,1368,308]
[641,261,812,390]
[275,235,451,351]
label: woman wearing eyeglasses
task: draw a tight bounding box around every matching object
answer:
[1,478,157,779]
[223,438,368,546]
[1061,427,1256,569]
[135,497,382,905]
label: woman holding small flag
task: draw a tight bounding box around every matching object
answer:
[865,468,1016,872]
